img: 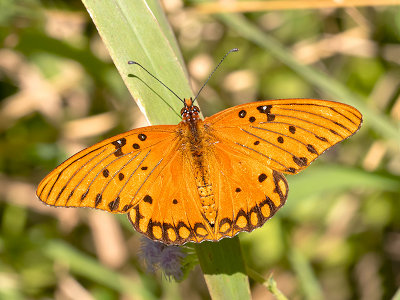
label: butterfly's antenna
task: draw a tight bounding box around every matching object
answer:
[192,48,239,103]
[128,61,184,104]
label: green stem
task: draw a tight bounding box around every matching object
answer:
[195,237,251,300]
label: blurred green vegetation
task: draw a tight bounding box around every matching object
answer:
[0,0,399,299]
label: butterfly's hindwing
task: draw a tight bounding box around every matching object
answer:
[210,142,288,240]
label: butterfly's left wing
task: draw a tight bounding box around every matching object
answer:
[205,99,362,174]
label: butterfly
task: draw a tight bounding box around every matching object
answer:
[37,91,362,245]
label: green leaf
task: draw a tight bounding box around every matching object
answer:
[81,0,193,125]
[195,237,251,300]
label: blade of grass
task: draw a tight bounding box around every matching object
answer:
[218,14,400,142]
[80,1,251,298]
[289,248,324,300]
[195,237,251,300]
[81,0,193,125]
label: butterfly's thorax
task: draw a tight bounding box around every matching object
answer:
[178,98,217,227]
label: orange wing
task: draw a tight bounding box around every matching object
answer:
[37,126,181,213]
[208,142,288,241]
[127,148,214,244]
[206,99,362,174]
[37,99,362,245]
[194,99,362,242]
[126,132,288,244]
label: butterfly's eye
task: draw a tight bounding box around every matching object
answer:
[193,106,200,113]
[180,107,186,115]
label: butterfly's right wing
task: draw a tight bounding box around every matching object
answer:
[37,125,181,213]
[37,125,212,245]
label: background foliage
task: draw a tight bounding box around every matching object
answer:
[0,0,399,299]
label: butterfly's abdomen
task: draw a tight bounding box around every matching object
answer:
[180,119,217,228]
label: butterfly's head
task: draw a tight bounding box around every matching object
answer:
[181,98,200,123]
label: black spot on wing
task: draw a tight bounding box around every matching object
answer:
[257,105,272,114]
[293,156,308,167]
[108,196,120,211]
[307,144,318,154]
[112,138,126,148]
[122,204,133,212]
[81,189,89,201]
[256,105,275,121]
[95,194,102,207]
[258,173,267,183]
[316,135,328,142]
[286,167,296,173]
[138,133,147,141]
[143,195,153,204]
[112,138,126,157]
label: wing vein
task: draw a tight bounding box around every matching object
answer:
[276,107,353,133]
[260,114,346,138]
[251,121,334,146]
[129,156,164,206]
[234,142,289,169]
[241,128,298,157]
[52,148,107,204]
[275,102,361,124]
[65,149,133,205]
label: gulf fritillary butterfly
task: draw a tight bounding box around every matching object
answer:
[36,57,362,245]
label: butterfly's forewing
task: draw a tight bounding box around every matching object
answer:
[37,126,180,213]
[206,99,362,174]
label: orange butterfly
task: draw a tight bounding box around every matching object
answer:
[36,58,362,245]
